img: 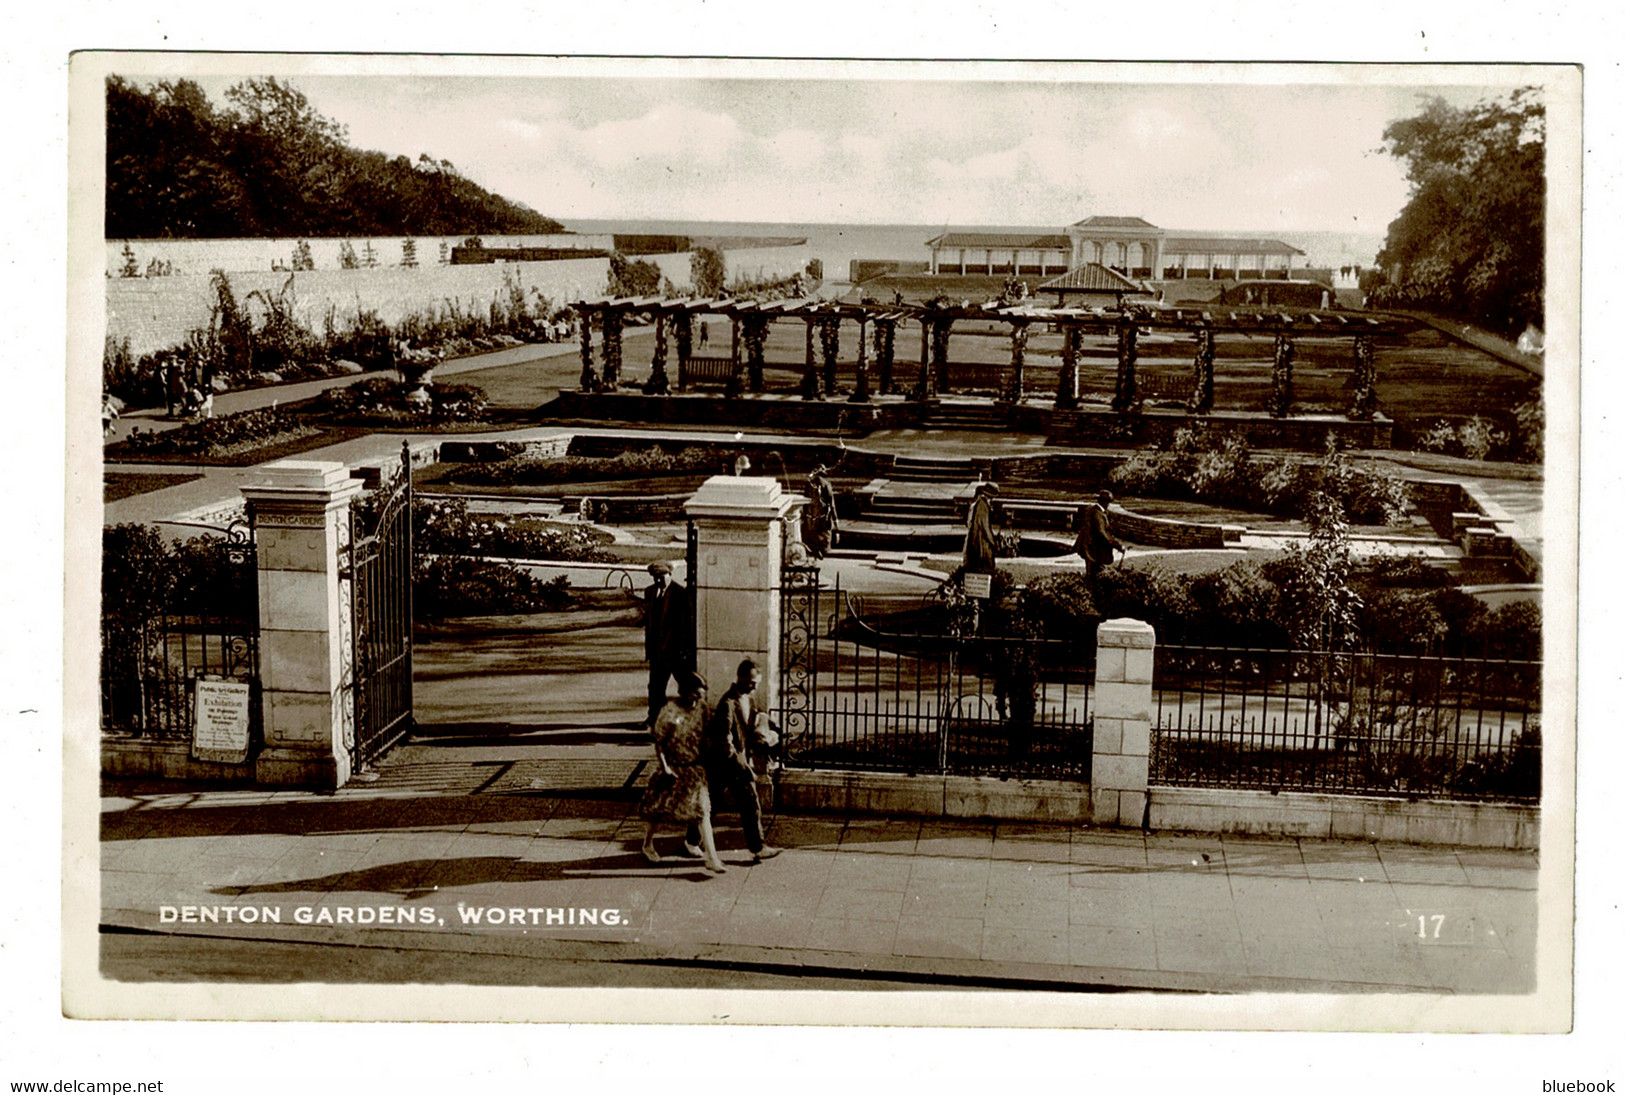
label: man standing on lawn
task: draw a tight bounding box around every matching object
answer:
[1075,490,1126,579]
[643,562,694,731]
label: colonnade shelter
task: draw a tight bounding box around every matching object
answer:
[927,215,1306,281]
[570,293,1404,421]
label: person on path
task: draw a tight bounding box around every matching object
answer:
[637,671,725,873]
[963,480,999,576]
[1075,489,1126,579]
[687,659,781,864]
[804,465,840,558]
[165,360,187,419]
[643,562,694,730]
[699,320,710,348]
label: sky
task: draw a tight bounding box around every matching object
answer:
[142,62,1548,234]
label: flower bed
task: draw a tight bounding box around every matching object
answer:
[1109,427,1410,525]
[413,497,614,563]
[444,445,716,488]
[311,377,489,424]
[114,406,324,460]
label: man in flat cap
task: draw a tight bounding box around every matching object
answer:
[643,562,694,730]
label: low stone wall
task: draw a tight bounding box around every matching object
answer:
[1148,786,1539,848]
[1110,509,1242,549]
[1047,408,1393,451]
[774,769,1092,822]
[103,737,255,783]
[541,391,926,433]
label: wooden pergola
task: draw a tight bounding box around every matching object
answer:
[572,296,1410,420]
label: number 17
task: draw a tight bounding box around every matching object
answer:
[1417,914,1446,939]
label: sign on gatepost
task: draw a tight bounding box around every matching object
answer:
[192,677,252,764]
[963,572,993,600]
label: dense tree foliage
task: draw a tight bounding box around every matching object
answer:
[106,76,563,239]
[1368,89,1544,335]
[690,246,727,297]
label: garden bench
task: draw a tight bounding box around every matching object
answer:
[680,355,740,390]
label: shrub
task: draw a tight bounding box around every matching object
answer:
[1185,560,1287,647]
[413,556,571,620]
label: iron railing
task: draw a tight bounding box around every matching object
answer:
[100,525,260,742]
[779,572,1096,780]
[1151,644,1541,803]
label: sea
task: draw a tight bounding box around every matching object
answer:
[566,218,1385,282]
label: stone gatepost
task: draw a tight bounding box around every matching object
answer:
[1091,617,1155,828]
[684,476,799,712]
[240,460,363,789]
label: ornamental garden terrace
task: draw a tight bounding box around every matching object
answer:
[561,294,1405,451]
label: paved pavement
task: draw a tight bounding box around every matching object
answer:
[99,745,1538,993]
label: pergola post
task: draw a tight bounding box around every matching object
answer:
[1111,318,1139,413]
[577,307,599,391]
[819,317,841,395]
[674,311,693,392]
[849,315,870,404]
[1187,324,1215,415]
[601,308,623,388]
[932,317,953,394]
[1055,324,1080,411]
[743,314,768,394]
[1270,330,1295,418]
[645,312,670,395]
[1001,320,1028,404]
[1348,334,1377,420]
[724,313,743,399]
[799,317,822,400]
[910,317,933,402]
[875,319,897,395]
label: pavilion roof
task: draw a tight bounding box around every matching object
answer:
[1071,215,1160,229]
[1164,236,1306,256]
[1036,263,1149,294]
[925,232,1071,250]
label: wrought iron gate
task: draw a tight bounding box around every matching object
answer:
[347,441,414,767]
[779,569,1095,780]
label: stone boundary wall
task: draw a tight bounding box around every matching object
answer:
[107,234,615,278]
[106,259,612,358]
[1046,408,1394,451]
[1148,786,1539,849]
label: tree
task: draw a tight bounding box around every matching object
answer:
[691,246,726,297]
[1369,89,1544,335]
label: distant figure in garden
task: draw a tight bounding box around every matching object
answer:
[687,659,781,864]
[699,321,710,348]
[637,670,725,873]
[804,465,839,558]
[1075,490,1125,579]
[165,360,186,419]
[642,562,694,730]
[963,480,999,576]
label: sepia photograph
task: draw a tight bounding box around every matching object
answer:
[60,50,1582,1036]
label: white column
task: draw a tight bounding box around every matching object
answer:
[684,476,799,713]
[1090,617,1155,828]
[240,460,364,788]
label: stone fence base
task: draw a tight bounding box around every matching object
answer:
[774,769,1092,823]
[1148,786,1539,849]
